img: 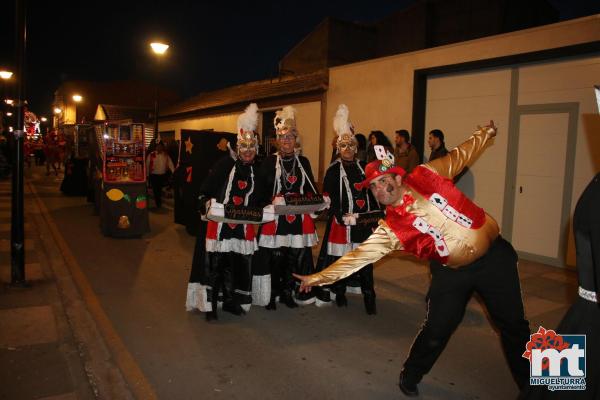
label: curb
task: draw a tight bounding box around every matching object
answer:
[29,181,158,400]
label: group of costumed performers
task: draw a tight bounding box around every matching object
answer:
[295,121,532,397]
[315,104,381,314]
[186,104,329,319]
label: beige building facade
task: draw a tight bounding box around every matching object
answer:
[161,15,600,267]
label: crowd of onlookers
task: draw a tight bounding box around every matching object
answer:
[0,129,69,179]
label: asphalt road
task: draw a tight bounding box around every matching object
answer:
[30,168,571,400]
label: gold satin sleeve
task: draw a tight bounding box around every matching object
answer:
[424,127,495,179]
[306,221,401,287]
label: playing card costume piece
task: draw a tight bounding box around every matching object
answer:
[174,129,238,235]
[523,173,600,399]
[186,104,266,319]
[254,106,322,308]
[302,126,531,392]
[315,104,381,313]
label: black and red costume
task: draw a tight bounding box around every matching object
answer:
[253,153,319,308]
[315,158,380,313]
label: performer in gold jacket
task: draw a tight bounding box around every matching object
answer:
[295,121,530,397]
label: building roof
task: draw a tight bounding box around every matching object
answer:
[160,71,328,118]
[95,104,153,123]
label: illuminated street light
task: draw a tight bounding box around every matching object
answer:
[54,107,62,114]
[41,116,47,122]
[150,42,169,55]
[150,41,170,142]
[5,99,13,105]
[0,70,12,80]
[72,94,83,102]
[6,112,12,116]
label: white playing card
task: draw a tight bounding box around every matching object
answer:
[374,145,395,162]
[457,214,473,228]
[435,239,450,257]
[427,226,443,242]
[412,217,430,233]
[442,205,459,221]
[430,193,448,210]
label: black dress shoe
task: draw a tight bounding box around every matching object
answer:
[335,293,348,307]
[280,294,298,308]
[364,295,377,315]
[223,302,246,316]
[398,371,419,397]
[265,298,277,310]
[205,311,218,322]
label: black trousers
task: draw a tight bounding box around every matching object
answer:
[149,173,167,207]
[207,252,252,307]
[261,246,313,299]
[332,263,375,299]
[403,236,531,390]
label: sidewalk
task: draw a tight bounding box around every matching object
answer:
[0,175,135,400]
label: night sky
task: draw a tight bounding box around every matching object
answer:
[0,0,598,117]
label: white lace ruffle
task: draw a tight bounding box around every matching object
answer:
[579,286,597,303]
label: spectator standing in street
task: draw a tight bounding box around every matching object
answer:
[355,133,367,163]
[366,130,393,163]
[427,129,448,161]
[146,142,174,208]
[394,129,419,173]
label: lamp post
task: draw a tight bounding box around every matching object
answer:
[150,42,169,143]
[11,0,27,286]
[72,94,82,124]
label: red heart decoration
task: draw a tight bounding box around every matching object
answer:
[228,223,238,229]
[437,244,445,251]
[353,183,362,191]
[285,215,296,223]
[237,180,248,190]
[232,196,243,206]
[355,199,366,209]
[287,176,297,184]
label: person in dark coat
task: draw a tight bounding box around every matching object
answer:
[315,105,381,314]
[186,103,266,321]
[253,106,322,309]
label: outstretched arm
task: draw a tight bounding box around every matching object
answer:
[294,221,401,291]
[424,121,497,180]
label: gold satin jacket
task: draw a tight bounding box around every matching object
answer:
[306,127,500,287]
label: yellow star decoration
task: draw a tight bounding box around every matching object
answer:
[184,137,194,154]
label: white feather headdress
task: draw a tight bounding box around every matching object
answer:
[274,105,298,135]
[333,104,354,138]
[237,103,259,134]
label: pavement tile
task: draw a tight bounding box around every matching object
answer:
[522,294,566,319]
[37,392,77,400]
[0,222,32,232]
[0,238,34,252]
[0,342,73,400]
[0,305,58,347]
[541,270,578,285]
[0,262,44,282]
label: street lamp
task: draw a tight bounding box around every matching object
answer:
[150,41,169,143]
[40,117,47,122]
[0,70,13,80]
[72,94,82,124]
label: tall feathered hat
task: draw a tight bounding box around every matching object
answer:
[236,103,259,151]
[333,104,356,150]
[274,105,298,136]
